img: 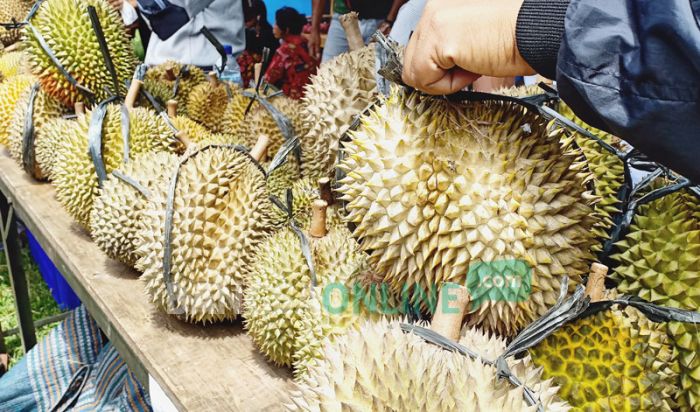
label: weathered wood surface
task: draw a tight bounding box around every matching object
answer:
[0,151,293,411]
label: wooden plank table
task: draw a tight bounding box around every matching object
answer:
[0,151,293,411]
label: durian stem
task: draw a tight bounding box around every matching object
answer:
[250,135,271,162]
[167,100,178,118]
[254,63,263,86]
[339,12,365,52]
[309,200,328,238]
[318,177,334,206]
[175,130,192,149]
[430,283,470,342]
[74,102,85,117]
[165,67,176,81]
[125,79,143,109]
[585,263,608,303]
[5,43,19,53]
[208,71,220,88]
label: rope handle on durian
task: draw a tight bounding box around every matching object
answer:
[87,6,121,100]
[111,170,152,199]
[87,96,121,188]
[136,73,192,150]
[20,83,41,177]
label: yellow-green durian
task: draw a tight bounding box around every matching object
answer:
[338,87,597,336]
[242,94,306,156]
[52,105,178,230]
[612,189,700,409]
[289,318,569,411]
[135,145,278,323]
[0,0,30,46]
[0,74,34,145]
[24,0,137,107]
[0,51,31,79]
[530,305,678,411]
[270,177,345,229]
[186,76,232,133]
[143,61,206,116]
[34,117,79,181]
[91,151,179,268]
[7,87,67,179]
[300,45,377,181]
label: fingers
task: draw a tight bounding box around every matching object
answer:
[423,69,480,95]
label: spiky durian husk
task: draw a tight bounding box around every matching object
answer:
[266,156,302,200]
[244,226,382,377]
[0,74,34,145]
[91,152,178,268]
[496,84,548,97]
[289,318,569,411]
[7,88,67,179]
[219,89,254,136]
[612,190,700,409]
[557,103,625,251]
[0,0,30,46]
[136,146,278,323]
[300,46,377,181]
[24,0,137,107]
[270,177,345,229]
[53,105,177,230]
[242,95,306,156]
[0,51,31,78]
[187,81,232,133]
[34,117,78,181]
[143,61,206,116]
[530,305,677,411]
[338,87,597,336]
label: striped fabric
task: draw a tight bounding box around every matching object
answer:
[0,306,151,411]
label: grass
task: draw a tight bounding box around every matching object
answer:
[1,235,64,368]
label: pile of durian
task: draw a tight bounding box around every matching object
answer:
[0,2,698,410]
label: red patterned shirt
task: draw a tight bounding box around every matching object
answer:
[264,35,318,100]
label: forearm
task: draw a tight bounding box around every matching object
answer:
[311,0,327,30]
[386,0,406,22]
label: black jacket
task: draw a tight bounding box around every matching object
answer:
[517,0,700,183]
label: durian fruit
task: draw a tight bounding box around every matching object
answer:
[338,87,597,336]
[242,94,306,156]
[143,61,206,116]
[187,72,232,133]
[289,284,569,411]
[219,87,255,137]
[52,104,178,230]
[91,151,179,268]
[0,51,31,79]
[7,87,67,179]
[0,74,34,145]
[270,177,345,229]
[300,44,377,181]
[557,103,625,251]
[244,200,387,378]
[496,84,548,98]
[136,140,278,323]
[612,189,700,409]
[266,156,302,200]
[24,0,137,107]
[529,303,678,411]
[0,0,30,46]
[34,116,80,181]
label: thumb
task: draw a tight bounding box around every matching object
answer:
[420,68,480,95]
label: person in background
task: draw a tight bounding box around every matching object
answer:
[121,0,245,69]
[238,0,279,87]
[309,0,406,62]
[264,7,318,99]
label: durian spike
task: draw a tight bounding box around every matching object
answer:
[167,100,178,118]
[254,63,262,86]
[125,79,143,109]
[208,71,220,88]
[309,199,328,238]
[165,67,176,81]
[430,283,470,342]
[584,263,608,303]
[74,102,85,117]
[318,177,334,206]
[249,134,271,162]
[338,12,365,52]
[5,43,19,53]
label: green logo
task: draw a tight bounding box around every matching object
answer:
[466,259,532,308]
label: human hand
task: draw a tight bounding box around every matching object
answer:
[309,28,321,60]
[377,20,393,36]
[402,0,535,95]
[107,0,123,10]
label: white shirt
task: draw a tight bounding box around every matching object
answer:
[125,0,245,67]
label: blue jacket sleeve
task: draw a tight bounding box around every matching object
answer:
[517,0,700,183]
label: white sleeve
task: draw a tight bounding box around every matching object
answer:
[121,1,139,26]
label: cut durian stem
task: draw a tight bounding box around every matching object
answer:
[254,63,262,86]
[309,200,328,238]
[430,283,470,341]
[208,71,220,88]
[74,101,85,116]
[584,262,608,303]
[125,79,142,109]
[250,134,271,163]
[167,99,178,118]
[165,67,176,81]
[318,177,334,206]
[339,12,364,52]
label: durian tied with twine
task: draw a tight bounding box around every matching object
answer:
[142,61,206,116]
[270,177,345,229]
[187,71,233,133]
[34,102,84,181]
[338,86,598,337]
[0,50,32,79]
[52,81,181,231]
[300,12,378,181]
[611,188,700,409]
[245,199,392,378]
[7,83,68,180]
[136,136,279,323]
[529,264,678,411]
[289,283,569,411]
[24,0,138,107]
[0,74,35,145]
[0,0,31,46]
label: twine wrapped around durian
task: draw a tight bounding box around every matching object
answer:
[20,82,40,177]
